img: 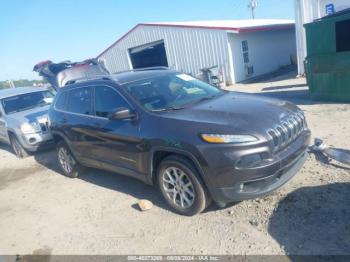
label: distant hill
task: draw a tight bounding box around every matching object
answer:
[0,79,48,89]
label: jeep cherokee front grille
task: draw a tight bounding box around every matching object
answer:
[268,112,306,151]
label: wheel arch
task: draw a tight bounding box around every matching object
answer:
[149,148,209,189]
[51,132,75,154]
[7,129,21,144]
[52,132,65,143]
[51,131,72,144]
[52,131,83,165]
[7,129,16,138]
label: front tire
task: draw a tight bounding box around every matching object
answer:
[56,141,82,178]
[157,155,211,216]
[10,134,29,158]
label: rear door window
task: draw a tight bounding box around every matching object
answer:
[94,86,130,118]
[55,91,68,111]
[66,87,93,115]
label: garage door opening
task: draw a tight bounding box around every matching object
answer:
[129,40,168,69]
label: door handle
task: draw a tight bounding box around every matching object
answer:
[60,118,67,124]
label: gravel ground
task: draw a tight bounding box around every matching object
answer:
[0,71,349,255]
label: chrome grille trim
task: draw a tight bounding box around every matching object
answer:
[267,112,306,151]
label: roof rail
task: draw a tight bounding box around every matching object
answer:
[64,75,112,86]
[132,66,169,71]
[116,66,169,74]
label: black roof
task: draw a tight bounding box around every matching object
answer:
[58,68,180,90]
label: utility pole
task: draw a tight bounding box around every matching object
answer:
[248,0,258,19]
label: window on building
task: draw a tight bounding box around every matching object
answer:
[247,66,254,75]
[242,40,249,52]
[242,40,250,64]
[94,86,129,118]
[336,19,350,52]
[243,52,250,63]
[67,87,92,115]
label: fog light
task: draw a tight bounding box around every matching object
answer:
[29,137,37,144]
[236,154,262,169]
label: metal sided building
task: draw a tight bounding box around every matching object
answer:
[97,20,296,85]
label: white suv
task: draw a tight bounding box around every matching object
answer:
[0,86,55,158]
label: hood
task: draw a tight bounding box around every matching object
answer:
[7,105,50,124]
[163,92,300,135]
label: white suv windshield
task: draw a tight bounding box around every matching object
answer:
[124,73,223,111]
[1,91,54,114]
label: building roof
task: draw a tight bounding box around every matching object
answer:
[144,19,295,31]
[0,86,48,99]
[97,19,295,58]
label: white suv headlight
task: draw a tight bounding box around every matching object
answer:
[201,134,258,144]
[20,122,41,134]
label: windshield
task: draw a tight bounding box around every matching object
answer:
[1,90,54,114]
[124,73,224,111]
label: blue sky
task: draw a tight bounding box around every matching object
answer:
[0,0,294,80]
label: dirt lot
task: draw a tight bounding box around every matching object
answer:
[0,71,349,255]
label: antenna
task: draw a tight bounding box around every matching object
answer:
[248,0,258,19]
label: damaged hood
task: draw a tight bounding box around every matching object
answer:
[163,92,301,134]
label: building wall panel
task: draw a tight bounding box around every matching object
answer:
[98,25,233,83]
[229,29,296,82]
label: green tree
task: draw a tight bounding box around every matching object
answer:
[0,79,48,89]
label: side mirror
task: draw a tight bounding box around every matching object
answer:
[109,107,136,120]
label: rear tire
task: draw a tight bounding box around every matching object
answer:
[56,141,82,178]
[10,134,29,158]
[157,155,211,216]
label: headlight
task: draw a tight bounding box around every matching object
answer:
[20,122,41,134]
[201,134,258,144]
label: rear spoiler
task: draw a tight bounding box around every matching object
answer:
[33,58,110,90]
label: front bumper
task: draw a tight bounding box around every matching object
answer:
[210,150,307,206]
[202,130,311,206]
[19,132,54,152]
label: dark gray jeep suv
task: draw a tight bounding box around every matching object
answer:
[48,68,311,215]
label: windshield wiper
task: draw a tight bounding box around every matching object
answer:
[38,102,50,107]
[198,95,220,102]
[151,106,185,112]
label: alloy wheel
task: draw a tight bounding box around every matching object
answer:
[58,147,75,174]
[162,167,195,209]
[12,139,21,156]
